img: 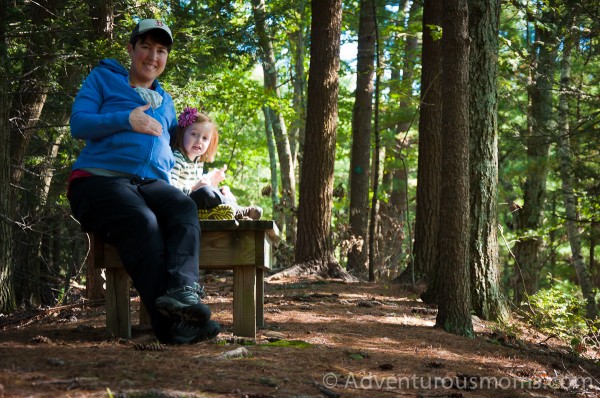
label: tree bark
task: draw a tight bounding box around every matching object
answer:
[289,0,307,169]
[251,0,297,245]
[9,0,55,186]
[411,0,443,290]
[0,0,16,313]
[262,107,285,241]
[467,0,508,322]
[89,1,113,38]
[557,23,597,319]
[434,0,473,337]
[347,0,376,275]
[289,0,354,281]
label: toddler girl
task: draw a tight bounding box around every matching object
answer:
[171,107,262,220]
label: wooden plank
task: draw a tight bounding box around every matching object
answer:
[201,219,274,231]
[233,265,257,338]
[138,301,151,327]
[256,267,264,328]
[255,231,267,327]
[103,245,122,269]
[105,267,131,339]
[200,220,280,244]
[199,219,239,231]
[199,230,256,266]
[86,234,104,300]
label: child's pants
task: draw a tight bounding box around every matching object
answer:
[189,185,235,209]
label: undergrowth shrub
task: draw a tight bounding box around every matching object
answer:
[522,277,599,357]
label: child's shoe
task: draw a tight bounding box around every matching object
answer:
[235,206,263,220]
[198,204,235,220]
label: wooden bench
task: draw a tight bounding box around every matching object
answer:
[87,220,279,339]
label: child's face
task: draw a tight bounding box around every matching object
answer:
[183,123,212,159]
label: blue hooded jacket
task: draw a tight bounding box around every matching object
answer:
[70,59,176,182]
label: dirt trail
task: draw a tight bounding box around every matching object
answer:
[1,276,599,397]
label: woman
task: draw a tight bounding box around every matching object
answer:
[67,19,219,344]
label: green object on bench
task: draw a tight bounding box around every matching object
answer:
[87,220,280,339]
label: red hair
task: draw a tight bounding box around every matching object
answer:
[172,112,219,162]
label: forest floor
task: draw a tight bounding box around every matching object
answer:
[1,274,600,398]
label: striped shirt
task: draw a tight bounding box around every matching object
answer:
[171,150,204,195]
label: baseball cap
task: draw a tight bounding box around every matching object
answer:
[130,19,173,45]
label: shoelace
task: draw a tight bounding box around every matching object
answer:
[170,283,205,300]
[195,283,207,298]
[165,283,206,302]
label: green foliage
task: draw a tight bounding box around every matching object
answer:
[424,24,442,41]
[523,277,600,354]
[525,278,587,337]
[262,339,312,348]
[488,321,520,346]
[495,0,600,303]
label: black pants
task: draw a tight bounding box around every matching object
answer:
[68,176,200,342]
[189,185,226,209]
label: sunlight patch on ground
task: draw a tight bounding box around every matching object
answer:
[382,313,436,327]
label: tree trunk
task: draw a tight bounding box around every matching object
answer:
[411,0,443,289]
[289,0,307,169]
[0,0,16,313]
[9,0,56,186]
[512,3,556,304]
[285,0,354,281]
[251,0,297,245]
[89,1,113,38]
[347,0,376,275]
[381,0,420,280]
[467,0,508,322]
[434,0,473,337]
[10,0,57,307]
[262,107,285,243]
[557,24,597,319]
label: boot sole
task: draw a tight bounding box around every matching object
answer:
[155,299,211,325]
[171,320,221,344]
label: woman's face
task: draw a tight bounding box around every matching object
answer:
[183,123,213,160]
[127,36,169,88]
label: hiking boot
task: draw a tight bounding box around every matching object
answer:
[198,204,235,220]
[170,320,221,344]
[155,283,211,325]
[235,205,263,220]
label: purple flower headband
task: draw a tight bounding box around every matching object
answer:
[177,107,199,128]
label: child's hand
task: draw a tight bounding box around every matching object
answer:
[209,165,227,187]
[192,176,211,191]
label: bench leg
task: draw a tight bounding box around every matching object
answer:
[256,268,264,328]
[139,301,151,327]
[233,265,256,338]
[105,267,131,339]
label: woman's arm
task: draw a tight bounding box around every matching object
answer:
[70,71,163,140]
[70,72,132,140]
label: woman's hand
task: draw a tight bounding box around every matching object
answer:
[129,103,162,136]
